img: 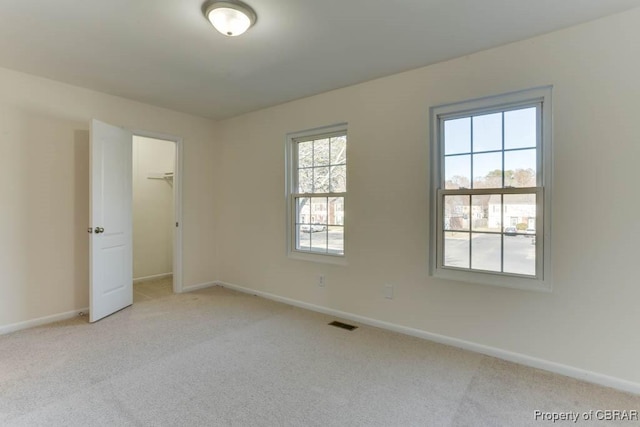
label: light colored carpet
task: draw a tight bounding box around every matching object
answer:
[1,284,638,426]
[133,277,173,303]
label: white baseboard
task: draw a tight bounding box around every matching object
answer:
[0,307,89,336]
[133,272,173,284]
[181,281,217,293]
[214,280,640,395]
[1,278,210,334]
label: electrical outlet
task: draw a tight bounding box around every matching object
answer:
[384,284,394,299]
[318,275,325,287]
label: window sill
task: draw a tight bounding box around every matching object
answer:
[288,251,348,266]
[432,267,552,292]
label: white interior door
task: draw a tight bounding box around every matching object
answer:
[90,119,133,322]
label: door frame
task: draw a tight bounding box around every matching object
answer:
[132,129,184,294]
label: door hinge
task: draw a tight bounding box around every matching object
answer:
[176,222,179,227]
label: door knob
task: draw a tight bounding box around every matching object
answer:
[95,227,104,234]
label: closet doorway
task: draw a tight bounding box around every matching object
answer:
[132,133,182,302]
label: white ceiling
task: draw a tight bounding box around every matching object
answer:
[0,0,638,120]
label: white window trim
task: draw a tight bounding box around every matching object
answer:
[429,86,553,292]
[285,123,348,265]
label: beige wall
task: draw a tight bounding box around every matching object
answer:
[132,136,175,280]
[0,68,218,328]
[216,8,640,384]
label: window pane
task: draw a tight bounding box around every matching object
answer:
[310,229,328,253]
[504,149,536,188]
[313,139,330,166]
[471,194,502,232]
[444,195,469,231]
[471,233,501,272]
[328,197,344,225]
[328,226,344,255]
[330,136,346,164]
[444,118,471,155]
[444,155,471,189]
[444,231,469,268]
[310,197,328,225]
[505,107,536,149]
[298,141,313,168]
[297,168,313,193]
[330,165,346,193]
[472,152,502,189]
[503,193,536,236]
[313,166,330,193]
[472,113,502,152]
[483,195,503,233]
[296,224,311,251]
[503,234,536,276]
[296,197,311,224]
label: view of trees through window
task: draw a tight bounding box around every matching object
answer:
[294,134,346,255]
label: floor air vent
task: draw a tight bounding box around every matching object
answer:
[329,321,358,331]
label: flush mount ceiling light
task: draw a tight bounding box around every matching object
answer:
[203,0,257,37]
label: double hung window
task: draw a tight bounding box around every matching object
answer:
[430,87,552,291]
[287,124,347,261]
